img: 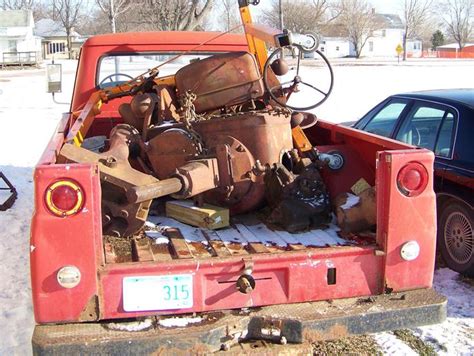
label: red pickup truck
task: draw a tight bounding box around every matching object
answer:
[30,16,445,355]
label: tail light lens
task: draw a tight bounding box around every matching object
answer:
[397,162,428,197]
[45,180,84,217]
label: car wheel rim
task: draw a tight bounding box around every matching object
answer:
[444,211,473,265]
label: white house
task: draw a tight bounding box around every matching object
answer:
[319,13,423,59]
[319,37,353,58]
[361,14,422,58]
[0,10,42,65]
[35,18,84,59]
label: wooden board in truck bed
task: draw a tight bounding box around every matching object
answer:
[104,214,375,264]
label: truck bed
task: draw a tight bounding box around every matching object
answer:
[105,213,373,264]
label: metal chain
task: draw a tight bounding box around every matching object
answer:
[178,90,206,154]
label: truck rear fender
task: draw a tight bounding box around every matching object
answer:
[377,149,436,291]
[30,163,103,323]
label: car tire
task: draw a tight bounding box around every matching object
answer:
[438,200,474,277]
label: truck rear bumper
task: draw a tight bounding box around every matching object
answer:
[32,288,446,355]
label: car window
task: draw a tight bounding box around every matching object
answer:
[434,112,455,158]
[362,100,409,137]
[395,103,450,150]
[96,53,214,88]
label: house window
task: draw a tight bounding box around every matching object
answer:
[8,40,17,52]
[382,30,386,37]
[48,42,66,55]
[336,46,340,51]
[369,41,374,52]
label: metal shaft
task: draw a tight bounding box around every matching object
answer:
[126,177,182,203]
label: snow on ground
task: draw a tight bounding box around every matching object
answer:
[414,269,474,355]
[0,58,473,355]
[373,332,418,355]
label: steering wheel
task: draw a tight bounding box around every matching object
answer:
[99,73,134,85]
[263,45,334,111]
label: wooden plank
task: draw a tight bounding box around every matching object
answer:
[163,228,194,259]
[202,230,233,257]
[232,223,271,254]
[132,238,154,262]
[104,242,117,264]
[214,228,249,255]
[166,200,229,229]
[272,230,306,251]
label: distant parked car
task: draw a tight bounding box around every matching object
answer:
[353,89,474,276]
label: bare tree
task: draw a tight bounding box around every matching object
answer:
[1,0,34,9]
[442,0,473,51]
[401,0,433,60]
[53,0,83,59]
[338,0,378,58]
[219,0,240,32]
[137,0,214,31]
[96,0,132,33]
[260,0,339,34]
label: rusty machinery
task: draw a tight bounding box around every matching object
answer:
[60,1,342,237]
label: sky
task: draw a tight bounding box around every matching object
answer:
[252,0,404,17]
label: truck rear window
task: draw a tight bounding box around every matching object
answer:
[97,53,216,88]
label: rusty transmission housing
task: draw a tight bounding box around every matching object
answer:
[146,111,293,214]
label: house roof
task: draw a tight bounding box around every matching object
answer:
[34,18,80,37]
[374,14,404,29]
[0,10,31,27]
[437,43,474,49]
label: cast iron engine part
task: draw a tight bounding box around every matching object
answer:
[59,124,181,237]
[264,163,331,232]
[144,110,293,214]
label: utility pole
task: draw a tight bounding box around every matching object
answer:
[278,0,284,30]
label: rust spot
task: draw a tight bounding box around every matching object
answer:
[79,295,99,322]
[303,324,349,342]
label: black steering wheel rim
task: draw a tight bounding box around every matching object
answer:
[263,45,334,111]
[99,73,134,85]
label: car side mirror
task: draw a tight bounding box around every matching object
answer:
[46,63,62,94]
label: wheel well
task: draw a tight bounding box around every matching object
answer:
[437,194,473,219]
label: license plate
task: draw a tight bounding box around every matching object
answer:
[123,274,193,312]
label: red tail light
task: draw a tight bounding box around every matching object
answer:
[45,180,84,217]
[397,162,428,197]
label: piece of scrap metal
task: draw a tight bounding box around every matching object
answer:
[0,172,17,211]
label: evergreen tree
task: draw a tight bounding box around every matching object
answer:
[431,30,445,50]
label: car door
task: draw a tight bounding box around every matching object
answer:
[393,99,457,192]
[354,98,412,138]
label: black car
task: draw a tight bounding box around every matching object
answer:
[353,89,474,276]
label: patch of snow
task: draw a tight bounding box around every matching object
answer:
[106,318,154,332]
[145,230,169,245]
[158,316,203,328]
[154,237,170,244]
[340,193,360,210]
[373,332,418,355]
[148,216,206,242]
[412,268,474,355]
